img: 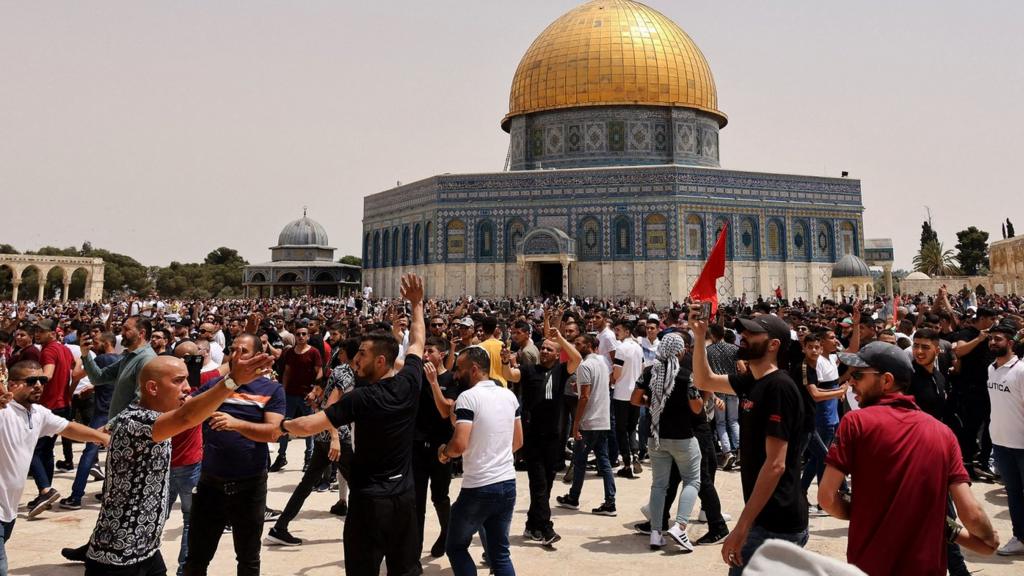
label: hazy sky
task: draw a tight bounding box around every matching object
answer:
[3,1,1022,270]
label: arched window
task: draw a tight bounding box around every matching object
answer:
[391,228,400,265]
[382,230,390,266]
[645,213,668,257]
[401,226,410,265]
[446,219,466,260]
[506,218,526,262]
[613,216,632,258]
[578,217,601,260]
[685,214,704,258]
[792,220,810,261]
[413,224,422,265]
[477,220,495,259]
[424,222,432,264]
[372,231,381,268]
[841,221,856,256]
[738,217,758,260]
[713,216,733,258]
[816,220,834,261]
[766,219,784,259]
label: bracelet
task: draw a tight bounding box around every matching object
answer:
[278,419,289,437]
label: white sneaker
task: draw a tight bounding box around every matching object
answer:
[641,504,651,521]
[808,505,830,518]
[666,523,694,553]
[649,530,665,550]
[998,536,1024,556]
[692,510,732,523]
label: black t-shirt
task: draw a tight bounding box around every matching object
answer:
[786,361,825,434]
[728,370,808,533]
[909,362,946,421]
[415,369,458,445]
[519,362,569,437]
[325,354,422,497]
[637,365,701,440]
[951,327,994,393]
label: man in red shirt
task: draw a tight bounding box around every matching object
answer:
[27,318,74,514]
[819,341,999,576]
[271,324,322,472]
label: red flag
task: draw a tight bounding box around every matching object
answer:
[690,222,728,315]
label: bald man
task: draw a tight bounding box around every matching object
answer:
[83,350,273,576]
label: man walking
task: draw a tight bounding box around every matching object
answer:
[441,346,523,576]
[611,319,644,479]
[26,319,75,516]
[987,320,1024,556]
[271,325,322,472]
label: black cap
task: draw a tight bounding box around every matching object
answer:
[839,341,913,382]
[990,319,1019,337]
[735,315,791,343]
[174,317,193,327]
[976,307,999,318]
[33,318,57,332]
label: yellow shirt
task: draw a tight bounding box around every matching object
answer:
[479,337,507,387]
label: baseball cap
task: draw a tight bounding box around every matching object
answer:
[457,317,475,328]
[838,341,913,382]
[33,318,57,332]
[734,315,791,342]
[648,313,660,322]
[989,319,1019,337]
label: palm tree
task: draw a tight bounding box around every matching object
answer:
[913,240,960,276]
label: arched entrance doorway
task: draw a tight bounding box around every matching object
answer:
[516,227,576,297]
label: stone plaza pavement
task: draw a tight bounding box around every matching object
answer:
[6,444,1021,575]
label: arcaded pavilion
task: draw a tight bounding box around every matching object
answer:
[361,0,865,303]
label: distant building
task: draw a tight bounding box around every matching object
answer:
[362,0,866,302]
[243,212,360,297]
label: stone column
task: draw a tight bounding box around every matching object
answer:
[560,257,570,297]
[36,281,45,303]
[62,281,71,302]
[11,280,20,302]
[883,265,894,300]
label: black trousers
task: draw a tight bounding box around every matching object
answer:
[957,392,992,466]
[560,396,578,466]
[276,440,353,531]
[85,551,166,576]
[613,399,640,467]
[524,432,562,532]
[412,439,453,554]
[184,474,266,576]
[344,489,420,576]
[695,427,727,531]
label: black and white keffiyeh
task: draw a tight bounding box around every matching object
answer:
[649,332,685,449]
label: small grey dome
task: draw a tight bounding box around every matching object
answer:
[832,254,871,278]
[278,216,329,247]
[905,271,930,280]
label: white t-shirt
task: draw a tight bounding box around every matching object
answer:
[597,327,617,371]
[988,356,1024,449]
[612,339,644,401]
[816,354,840,382]
[576,354,611,431]
[208,340,225,365]
[0,402,68,521]
[455,381,521,489]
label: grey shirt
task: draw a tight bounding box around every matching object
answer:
[82,344,157,421]
[576,353,611,431]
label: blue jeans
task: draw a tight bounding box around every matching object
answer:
[647,437,701,531]
[800,424,836,492]
[716,394,740,454]
[167,463,201,576]
[569,430,615,504]
[446,480,516,576]
[0,519,13,576]
[70,412,110,500]
[994,444,1024,539]
[728,526,809,576]
[277,394,312,461]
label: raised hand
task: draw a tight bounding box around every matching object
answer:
[400,274,424,305]
[424,361,438,385]
[228,349,274,386]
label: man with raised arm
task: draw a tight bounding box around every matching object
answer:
[282,273,426,576]
[689,307,808,575]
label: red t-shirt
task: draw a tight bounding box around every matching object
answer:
[825,394,970,576]
[170,369,220,468]
[282,346,322,396]
[39,340,73,410]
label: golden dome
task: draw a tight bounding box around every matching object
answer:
[502,0,726,131]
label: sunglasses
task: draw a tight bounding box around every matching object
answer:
[15,376,50,386]
[296,332,309,336]
[849,370,881,381]
[431,323,446,327]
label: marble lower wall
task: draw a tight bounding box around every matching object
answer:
[364,260,837,305]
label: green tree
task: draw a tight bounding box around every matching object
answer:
[954,226,989,276]
[920,220,938,251]
[339,255,362,266]
[204,247,248,267]
[913,240,960,276]
[1007,218,1016,238]
[0,244,18,255]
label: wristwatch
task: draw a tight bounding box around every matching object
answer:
[278,419,290,437]
[222,377,239,391]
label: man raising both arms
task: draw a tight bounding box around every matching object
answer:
[282,274,426,576]
[690,307,808,575]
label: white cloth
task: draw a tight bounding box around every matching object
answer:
[611,339,644,401]
[640,336,660,366]
[816,354,839,382]
[988,356,1024,449]
[597,327,617,371]
[454,381,520,489]
[208,340,225,366]
[743,539,867,576]
[576,353,611,430]
[0,401,69,521]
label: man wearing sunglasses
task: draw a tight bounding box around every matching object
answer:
[817,341,999,575]
[0,360,110,574]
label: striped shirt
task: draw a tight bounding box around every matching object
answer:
[195,375,286,479]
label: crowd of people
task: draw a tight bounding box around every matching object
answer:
[0,278,1022,575]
